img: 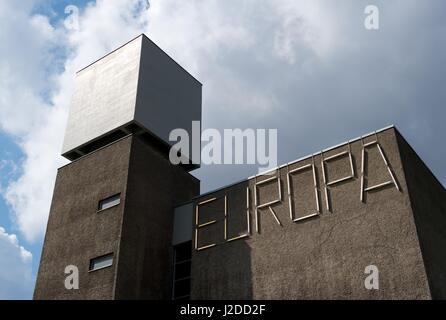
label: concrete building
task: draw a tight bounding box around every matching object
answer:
[34,34,446,300]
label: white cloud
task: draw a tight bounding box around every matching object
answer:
[1,0,446,248]
[0,0,374,243]
[0,226,33,299]
[144,0,446,192]
[272,0,340,63]
[0,0,151,243]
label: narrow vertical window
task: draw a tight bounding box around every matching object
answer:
[172,241,192,300]
[98,193,121,211]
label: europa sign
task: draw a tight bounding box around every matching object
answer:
[194,135,401,251]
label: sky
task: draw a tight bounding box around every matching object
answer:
[0,0,445,299]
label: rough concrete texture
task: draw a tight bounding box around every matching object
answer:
[34,136,132,299]
[35,126,445,300]
[113,136,199,299]
[396,132,446,299]
[191,127,444,299]
[34,134,199,299]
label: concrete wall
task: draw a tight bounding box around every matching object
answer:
[396,132,446,299]
[135,36,202,161]
[113,136,199,299]
[34,136,133,299]
[36,125,444,300]
[62,34,202,165]
[190,127,433,299]
[62,37,141,155]
[35,134,199,299]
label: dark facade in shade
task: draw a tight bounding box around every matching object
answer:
[34,35,446,300]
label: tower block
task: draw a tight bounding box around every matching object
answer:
[34,35,201,299]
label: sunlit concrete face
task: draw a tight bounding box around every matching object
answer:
[62,37,141,156]
[185,127,446,299]
[62,34,202,162]
[34,135,200,299]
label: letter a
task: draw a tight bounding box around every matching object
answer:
[64,265,79,290]
[364,265,379,290]
[364,5,379,30]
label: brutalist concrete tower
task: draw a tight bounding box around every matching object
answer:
[34,34,201,299]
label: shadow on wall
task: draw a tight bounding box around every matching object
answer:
[396,132,446,299]
[191,180,253,299]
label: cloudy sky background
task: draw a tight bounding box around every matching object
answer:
[0,0,445,299]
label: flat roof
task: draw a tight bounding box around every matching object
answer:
[76,34,202,86]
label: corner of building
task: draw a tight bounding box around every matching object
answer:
[395,129,446,299]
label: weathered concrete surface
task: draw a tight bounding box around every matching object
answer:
[34,136,132,299]
[34,135,199,299]
[113,136,199,299]
[396,132,446,299]
[191,127,440,299]
[36,125,445,300]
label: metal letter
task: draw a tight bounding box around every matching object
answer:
[321,142,355,212]
[254,172,282,233]
[287,156,320,222]
[360,133,400,202]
